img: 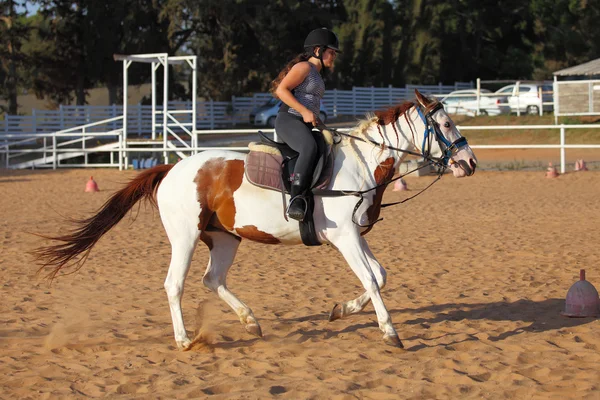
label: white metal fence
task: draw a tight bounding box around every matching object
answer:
[1,83,473,136]
[1,123,598,173]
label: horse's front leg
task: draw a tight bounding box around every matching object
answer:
[333,233,402,348]
[329,237,385,322]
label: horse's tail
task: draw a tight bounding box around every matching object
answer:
[33,164,174,281]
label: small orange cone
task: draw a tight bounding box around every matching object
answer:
[85,176,99,192]
[545,162,559,178]
[393,178,408,191]
[575,159,588,172]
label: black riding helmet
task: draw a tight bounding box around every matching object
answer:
[304,28,342,53]
[304,28,342,72]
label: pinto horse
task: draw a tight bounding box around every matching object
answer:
[34,90,477,349]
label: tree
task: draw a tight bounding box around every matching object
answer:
[0,0,30,115]
[161,0,344,100]
[333,0,396,88]
[531,0,600,78]
[25,0,173,106]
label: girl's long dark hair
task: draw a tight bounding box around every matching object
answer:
[270,51,312,97]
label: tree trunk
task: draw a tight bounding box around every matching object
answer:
[6,0,18,115]
[76,73,85,105]
[107,82,118,105]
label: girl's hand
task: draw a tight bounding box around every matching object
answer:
[301,110,317,126]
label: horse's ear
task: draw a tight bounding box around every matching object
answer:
[414,89,432,107]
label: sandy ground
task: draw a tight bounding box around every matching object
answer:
[1,162,600,399]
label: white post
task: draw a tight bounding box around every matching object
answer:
[52,133,57,170]
[123,59,130,169]
[32,109,37,133]
[589,81,593,114]
[152,61,157,140]
[560,125,565,174]
[333,88,338,117]
[476,78,481,116]
[120,135,123,171]
[539,86,543,116]
[192,57,197,153]
[83,127,87,165]
[231,95,236,128]
[209,99,215,130]
[516,81,521,117]
[371,86,375,110]
[553,76,559,125]
[163,55,168,165]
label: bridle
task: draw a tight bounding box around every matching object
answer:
[415,102,469,167]
[313,101,471,228]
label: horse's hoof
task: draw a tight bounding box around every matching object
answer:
[176,338,192,351]
[383,334,404,348]
[245,323,263,338]
[328,303,343,322]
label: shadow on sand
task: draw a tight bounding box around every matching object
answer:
[277,298,598,350]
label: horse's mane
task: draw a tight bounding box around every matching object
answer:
[350,100,415,139]
[374,101,415,125]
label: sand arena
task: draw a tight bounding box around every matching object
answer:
[1,164,599,398]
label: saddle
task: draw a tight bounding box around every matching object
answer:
[245,129,336,246]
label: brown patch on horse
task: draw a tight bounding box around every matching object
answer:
[194,158,245,234]
[374,101,414,125]
[235,226,280,244]
[361,157,395,236]
[33,164,175,280]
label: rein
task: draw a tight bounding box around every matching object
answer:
[313,102,469,228]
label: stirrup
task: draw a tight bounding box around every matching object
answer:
[286,195,308,221]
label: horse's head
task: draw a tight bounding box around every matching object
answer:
[414,89,477,177]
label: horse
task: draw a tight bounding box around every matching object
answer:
[34,90,477,350]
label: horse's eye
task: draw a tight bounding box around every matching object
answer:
[443,122,451,128]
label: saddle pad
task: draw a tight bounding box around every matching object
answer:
[245,142,334,193]
[245,144,285,191]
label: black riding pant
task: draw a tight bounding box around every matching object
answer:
[275,111,318,190]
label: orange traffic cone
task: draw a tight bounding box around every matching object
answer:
[393,178,408,191]
[85,176,99,192]
[546,162,559,178]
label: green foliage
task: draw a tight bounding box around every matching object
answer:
[0,0,31,115]
[3,0,600,110]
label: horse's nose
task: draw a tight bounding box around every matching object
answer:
[469,159,477,175]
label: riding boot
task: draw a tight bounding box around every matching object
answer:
[287,173,309,221]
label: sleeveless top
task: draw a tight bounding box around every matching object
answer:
[282,63,325,117]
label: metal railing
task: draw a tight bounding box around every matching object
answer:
[1,123,599,173]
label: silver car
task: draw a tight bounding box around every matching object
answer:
[495,83,554,114]
[249,98,328,127]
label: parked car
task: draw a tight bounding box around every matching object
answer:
[494,82,554,114]
[440,89,510,116]
[249,98,328,127]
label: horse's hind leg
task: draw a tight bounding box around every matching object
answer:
[201,231,263,338]
[329,237,386,322]
[163,230,200,350]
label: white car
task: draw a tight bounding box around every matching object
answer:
[441,89,509,116]
[494,83,554,114]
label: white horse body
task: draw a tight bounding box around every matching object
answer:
[35,91,477,349]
